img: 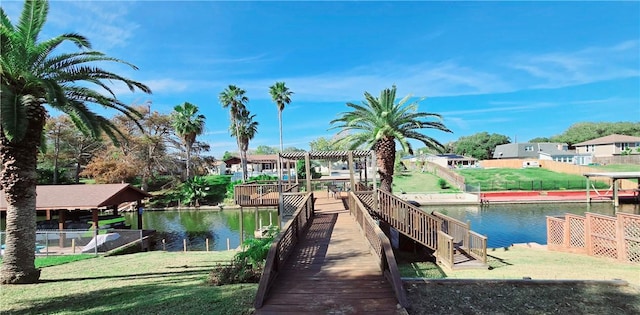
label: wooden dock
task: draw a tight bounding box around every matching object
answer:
[256,193,405,314]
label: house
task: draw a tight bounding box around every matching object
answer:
[492,142,587,164]
[574,134,640,157]
[403,153,478,169]
[223,154,296,176]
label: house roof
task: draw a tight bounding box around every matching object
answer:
[574,134,640,146]
[0,184,151,211]
[493,142,572,159]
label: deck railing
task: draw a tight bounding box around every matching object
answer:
[348,191,408,308]
[254,192,314,308]
[375,189,442,250]
[433,211,487,263]
[234,183,298,206]
[436,231,454,269]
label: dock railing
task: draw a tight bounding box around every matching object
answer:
[254,192,314,308]
[234,183,298,207]
[348,191,408,308]
[433,211,487,264]
[376,189,442,250]
[436,231,454,270]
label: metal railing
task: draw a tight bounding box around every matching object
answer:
[0,229,147,257]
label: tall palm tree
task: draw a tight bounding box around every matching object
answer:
[0,0,150,284]
[230,108,258,181]
[219,85,248,180]
[171,102,205,179]
[269,82,293,153]
[330,85,451,192]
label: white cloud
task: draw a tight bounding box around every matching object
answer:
[508,40,640,89]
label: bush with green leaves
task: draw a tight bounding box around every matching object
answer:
[209,227,279,286]
[181,176,210,207]
[438,178,449,189]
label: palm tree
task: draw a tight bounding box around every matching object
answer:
[230,108,259,181]
[0,0,150,284]
[219,85,248,180]
[171,102,205,179]
[330,86,451,192]
[269,82,293,153]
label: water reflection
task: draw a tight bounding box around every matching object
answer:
[122,208,278,251]
[423,203,638,248]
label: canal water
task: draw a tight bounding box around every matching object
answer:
[122,208,279,251]
[2,203,637,251]
[422,203,638,248]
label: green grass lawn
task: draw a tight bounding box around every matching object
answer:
[1,251,255,315]
[590,163,640,172]
[457,167,610,191]
[0,254,96,269]
[393,171,459,193]
[398,245,640,286]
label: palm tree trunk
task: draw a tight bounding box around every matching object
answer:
[278,109,284,153]
[376,137,396,192]
[0,113,45,284]
[235,121,246,182]
[185,145,191,180]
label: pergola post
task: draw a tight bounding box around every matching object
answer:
[348,151,355,192]
[305,152,311,192]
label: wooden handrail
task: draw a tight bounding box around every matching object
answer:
[436,231,454,269]
[254,192,314,308]
[348,191,409,308]
[375,189,442,250]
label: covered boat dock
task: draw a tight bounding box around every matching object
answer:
[583,172,640,207]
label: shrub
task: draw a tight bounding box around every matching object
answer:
[209,227,278,286]
[438,178,449,189]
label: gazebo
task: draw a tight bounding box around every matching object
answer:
[0,183,151,230]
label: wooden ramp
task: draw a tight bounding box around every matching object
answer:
[256,194,404,314]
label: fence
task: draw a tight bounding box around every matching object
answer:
[547,212,640,263]
[475,179,610,191]
[0,229,146,257]
[423,162,466,190]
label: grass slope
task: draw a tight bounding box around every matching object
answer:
[457,167,610,190]
[393,172,458,193]
[0,251,255,315]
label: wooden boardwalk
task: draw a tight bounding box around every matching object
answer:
[256,193,405,314]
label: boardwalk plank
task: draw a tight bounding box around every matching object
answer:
[255,196,403,314]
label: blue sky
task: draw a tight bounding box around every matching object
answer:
[3,1,639,158]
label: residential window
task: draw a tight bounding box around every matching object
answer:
[622,143,630,150]
[524,145,534,151]
[586,145,595,152]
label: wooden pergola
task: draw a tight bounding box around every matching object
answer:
[0,183,151,230]
[583,172,640,207]
[278,150,377,192]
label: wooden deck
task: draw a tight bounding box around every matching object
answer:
[256,193,405,314]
